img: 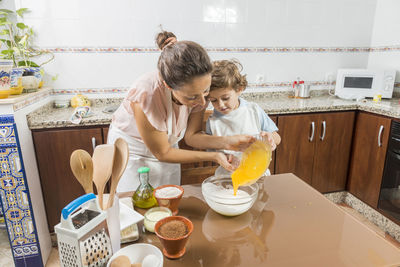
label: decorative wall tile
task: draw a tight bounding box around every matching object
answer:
[0,115,43,267]
[42,45,400,54]
[13,89,52,112]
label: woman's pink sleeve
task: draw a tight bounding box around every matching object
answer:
[124,80,167,132]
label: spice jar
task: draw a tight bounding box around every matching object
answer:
[132,167,157,209]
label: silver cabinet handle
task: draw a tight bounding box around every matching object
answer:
[378,125,384,147]
[92,137,96,151]
[320,120,326,141]
[309,121,315,142]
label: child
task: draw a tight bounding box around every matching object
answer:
[206,59,281,174]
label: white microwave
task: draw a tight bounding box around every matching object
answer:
[335,69,396,100]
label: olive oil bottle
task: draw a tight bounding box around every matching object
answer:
[132,167,157,209]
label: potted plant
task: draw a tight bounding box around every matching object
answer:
[0,8,54,93]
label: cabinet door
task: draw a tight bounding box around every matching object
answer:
[103,126,109,143]
[33,128,103,232]
[312,112,355,193]
[276,114,318,185]
[348,112,391,208]
[269,116,277,174]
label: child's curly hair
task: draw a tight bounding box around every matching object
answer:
[210,59,248,92]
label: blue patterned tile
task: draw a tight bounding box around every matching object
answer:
[0,115,43,267]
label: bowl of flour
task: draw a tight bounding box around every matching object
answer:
[201,176,258,216]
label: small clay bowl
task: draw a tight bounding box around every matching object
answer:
[154,215,193,259]
[153,185,184,216]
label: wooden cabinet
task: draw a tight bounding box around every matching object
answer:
[276,111,355,193]
[32,127,105,232]
[348,112,391,208]
[276,113,318,184]
[269,116,277,174]
[312,112,355,192]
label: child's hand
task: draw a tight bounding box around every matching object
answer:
[225,135,256,151]
[260,131,276,151]
[215,152,237,172]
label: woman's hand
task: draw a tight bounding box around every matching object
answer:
[260,131,277,151]
[214,152,236,172]
[224,135,256,151]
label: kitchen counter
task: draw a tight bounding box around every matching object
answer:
[27,92,400,129]
[133,173,400,267]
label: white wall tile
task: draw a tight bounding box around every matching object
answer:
[4,0,386,90]
[369,0,400,46]
[368,0,400,83]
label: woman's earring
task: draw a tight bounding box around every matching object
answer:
[163,81,173,90]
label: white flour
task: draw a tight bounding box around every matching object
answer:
[203,183,250,199]
[202,183,255,216]
[155,186,182,198]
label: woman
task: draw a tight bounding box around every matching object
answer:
[108,31,254,192]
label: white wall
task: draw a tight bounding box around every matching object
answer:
[367,0,400,88]
[11,0,378,91]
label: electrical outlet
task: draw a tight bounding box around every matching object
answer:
[256,74,264,84]
[325,72,334,83]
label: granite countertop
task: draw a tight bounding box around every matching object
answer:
[27,92,400,129]
[27,98,121,129]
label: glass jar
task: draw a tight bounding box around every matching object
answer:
[132,167,157,209]
[143,207,172,233]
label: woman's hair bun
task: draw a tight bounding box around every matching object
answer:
[155,31,177,50]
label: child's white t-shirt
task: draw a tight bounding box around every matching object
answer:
[206,98,278,136]
[206,98,278,177]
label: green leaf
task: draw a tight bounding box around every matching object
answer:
[17,60,39,67]
[0,39,11,48]
[16,8,29,18]
[16,23,28,30]
[0,29,10,35]
[0,9,14,14]
[1,49,14,56]
[0,17,11,25]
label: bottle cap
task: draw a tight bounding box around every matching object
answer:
[138,166,150,173]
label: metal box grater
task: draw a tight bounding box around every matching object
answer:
[55,193,113,267]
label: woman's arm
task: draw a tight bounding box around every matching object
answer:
[184,110,255,151]
[132,103,235,171]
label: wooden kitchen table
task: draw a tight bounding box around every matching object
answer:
[130,174,400,267]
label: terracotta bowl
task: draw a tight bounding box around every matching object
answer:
[155,216,193,259]
[153,185,184,215]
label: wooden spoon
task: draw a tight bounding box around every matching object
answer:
[70,149,93,194]
[92,144,115,210]
[107,138,129,209]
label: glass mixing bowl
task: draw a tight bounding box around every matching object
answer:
[201,175,258,216]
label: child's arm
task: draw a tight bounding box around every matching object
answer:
[260,131,281,151]
[184,110,255,151]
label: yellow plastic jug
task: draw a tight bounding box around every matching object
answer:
[231,136,272,195]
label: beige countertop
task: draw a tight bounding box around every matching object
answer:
[27,92,400,130]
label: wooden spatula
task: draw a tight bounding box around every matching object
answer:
[70,149,93,194]
[92,144,115,210]
[107,138,129,209]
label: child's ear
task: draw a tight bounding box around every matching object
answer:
[238,86,245,93]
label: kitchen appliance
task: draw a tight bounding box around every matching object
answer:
[335,69,396,100]
[55,193,113,267]
[378,120,400,221]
